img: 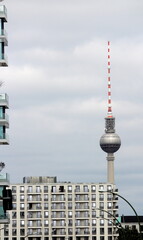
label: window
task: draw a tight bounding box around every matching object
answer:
[107,202,112,209]
[44,220,49,226]
[99,202,104,209]
[83,185,89,192]
[12,220,16,227]
[44,203,48,209]
[20,220,25,227]
[107,185,112,191]
[99,185,104,191]
[92,228,96,234]
[68,185,72,192]
[108,228,112,234]
[100,219,104,226]
[20,203,24,209]
[100,228,104,234]
[44,186,48,193]
[28,220,33,227]
[92,202,96,209]
[12,229,17,236]
[68,211,72,217]
[68,202,72,209]
[92,219,96,226]
[37,212,41,218]
[20,212,24,218]
[13,203,17,210]
[91,185,96,192]
[99,194,104,201]
[36,186,41,193]
[27,186,32,193]
[75,185,80,192]
[37,220,41,227]
[51,186,56,192]
[20,195,24,201]
[12,212,16,218]
[44,194,48,201]
[68,194,72,201]
[92,194,96,201]
[12,186,16,193]
[44,211,48,218]
[20,186,24,192]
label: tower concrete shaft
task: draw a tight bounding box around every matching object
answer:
[107,153,115,183]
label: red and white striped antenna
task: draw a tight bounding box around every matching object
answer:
[107,41,113,118]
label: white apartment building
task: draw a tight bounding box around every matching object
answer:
[0,176,119,240]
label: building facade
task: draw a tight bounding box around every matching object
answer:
[0,176,119,240]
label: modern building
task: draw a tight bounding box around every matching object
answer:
[120,215,143,233]
[0,176,119,240]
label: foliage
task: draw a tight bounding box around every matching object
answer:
[117,228,142,240]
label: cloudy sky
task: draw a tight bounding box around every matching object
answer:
[1,0,143,214]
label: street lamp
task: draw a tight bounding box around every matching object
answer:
[99,190,142,239]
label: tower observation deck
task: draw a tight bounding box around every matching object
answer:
[100,41,121,184]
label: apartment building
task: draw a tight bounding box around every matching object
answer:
[0,176,119,240]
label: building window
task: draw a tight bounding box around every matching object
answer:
[20,220,25,227]
[44,194,48,201]
[83,185,89,192]
[44,186,48,193]
[99,194,104,201]
[107,185,112,191]
[107,202,112,209]
[92,202,96,209]
[108,228,112,234]
[68,211,72,217]
[91,185,96,192]
[68,202,72,209]
[44,211,48,218]
[12,220,17,227]
[12,229,17,236]
[99,202,104,209]
[12,186,16,193]
[27,186,32,193]
[20,195,24,201]
[51,186,56,192]
[12,212,16,219]
[36,186,41,193]
[44,203,48,209]
[75,185,80,192]
[68,185,72,192]
[100,219,104,226]
[20,212,25,218]
[100,228,104,234]
[13,203,17,210]
[37,211,41,218]
[20,186,24,192]
[20,203,24,209]
[92,228,96,234]
[99,185,104,191]
[100,237,104,240]
[44,220,49,226]
[92,219,96,226]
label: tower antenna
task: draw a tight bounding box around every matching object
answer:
[107,41,112,118]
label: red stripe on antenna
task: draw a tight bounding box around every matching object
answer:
[107,41,113,118]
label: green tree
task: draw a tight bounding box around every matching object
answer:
[117,227,141,240]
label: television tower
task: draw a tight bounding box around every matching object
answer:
[100,41,121,184]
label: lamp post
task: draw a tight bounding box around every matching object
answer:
[99,190,142,239]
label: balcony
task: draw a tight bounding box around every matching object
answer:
[0,53,8,66]
[0,212,10,224]
[0,29,8,46]
[0,6,7,22]
[0,173,10,185]
[0,94,9,108]
[0,133,9,145]
[0,113,9,128]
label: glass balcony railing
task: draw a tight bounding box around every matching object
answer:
[0,93,9,106]
[0,6,7,21]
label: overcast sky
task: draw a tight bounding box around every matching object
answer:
[1,0,143,214]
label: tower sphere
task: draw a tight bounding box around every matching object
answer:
[100,133,121,153]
